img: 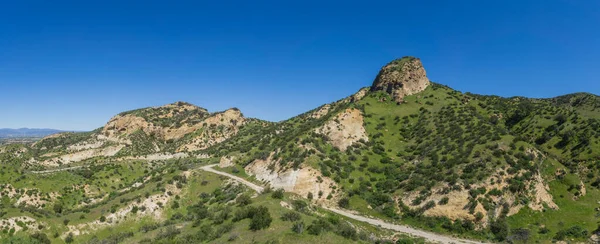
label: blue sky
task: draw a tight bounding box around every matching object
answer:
[1,1,599,131]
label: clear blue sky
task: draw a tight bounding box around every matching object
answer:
[1,1,598,131]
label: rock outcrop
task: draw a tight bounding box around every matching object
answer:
[101,101,211,141]
[315,108,368,151]
[371,57,430,103]
[245,153,337,204]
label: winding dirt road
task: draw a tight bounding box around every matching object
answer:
[199,164,486,244]
[200,164,264,193]
[30,166,83,174]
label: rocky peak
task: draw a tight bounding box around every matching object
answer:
[371,56,430,103]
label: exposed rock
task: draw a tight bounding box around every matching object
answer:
[245,153,337,204]
[102,114,157,139]
[351,87,369,102]
[0,184,60,209]
[403,169,556,227]
[580,180,587,197]
[421,190,486,222]
[529,174,559,210]
[115,152,189,161]
[219,156,235,168]
[340,87,370,104]
[177,108,246,152]
[66,173,187,237]
[310,105,331,119]
[0,216,39,233]
[371,57,430,103]
[315,108,368,151]
[101,102,211,141]
[38,145,125,166]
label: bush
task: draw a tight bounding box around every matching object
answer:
[236,194,252,206]
[53,203,63,214]
[490,219,509,241]
[271,189,284,199]
[292,221,304,234]
[281,211,301,222]
[509,228,530,243]
[65,233,74,243]
[307,219,331,235]
[554,225,589,240]
[336,222,358,240]
[249,206,272,231]
[291,200,308,212]
[30,233,51,244]
[171,201,180,209]
[338,197,350,209]
[438,197,449,205]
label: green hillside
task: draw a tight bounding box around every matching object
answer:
[1,57,598,243]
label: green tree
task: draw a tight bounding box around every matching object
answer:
[490,218,509,241]
[53,203,63,214]
[65,233,74,243]
[338,197,350,208]
[249,206,272,231]
[271,189,284,199]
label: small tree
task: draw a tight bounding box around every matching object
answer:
[53,203,63,214]
[249,206,272,231]
[338,197,350,209]
[65,233,74,243]
[475,212,484,222]
[236,194,252,206]
[292,221,304,234]
[271,189,284,199]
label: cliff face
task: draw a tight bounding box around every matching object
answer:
[371,56,430,103]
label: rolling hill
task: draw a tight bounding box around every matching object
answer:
[1,57,599,243]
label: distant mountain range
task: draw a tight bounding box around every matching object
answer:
[0,128,65,138]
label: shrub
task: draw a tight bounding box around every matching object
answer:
[307,219,331,235]
[249,206,272,231]
[281,211,301,222]
[30,233,51,244]
[291,200,308,212]
[490,219,508,241]
[65,233,74,243]
[554,225,589,240]
[271,189,284,199]
[338,197,350,209]
[438,197,449,205]
[53,203,63,214]
[336,222,358,240]
[292,221,304,234]
[236,194,252,206]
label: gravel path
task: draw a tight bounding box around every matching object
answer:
[198,164,487,244]
[200,164,264,193]
[30,165,83,174]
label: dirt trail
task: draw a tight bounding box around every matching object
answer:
[200,164,264,193]
[30,166,83,174]
[198,164,486,244]
[324,207,485,244]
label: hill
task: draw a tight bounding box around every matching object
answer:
[0,57,599,243]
